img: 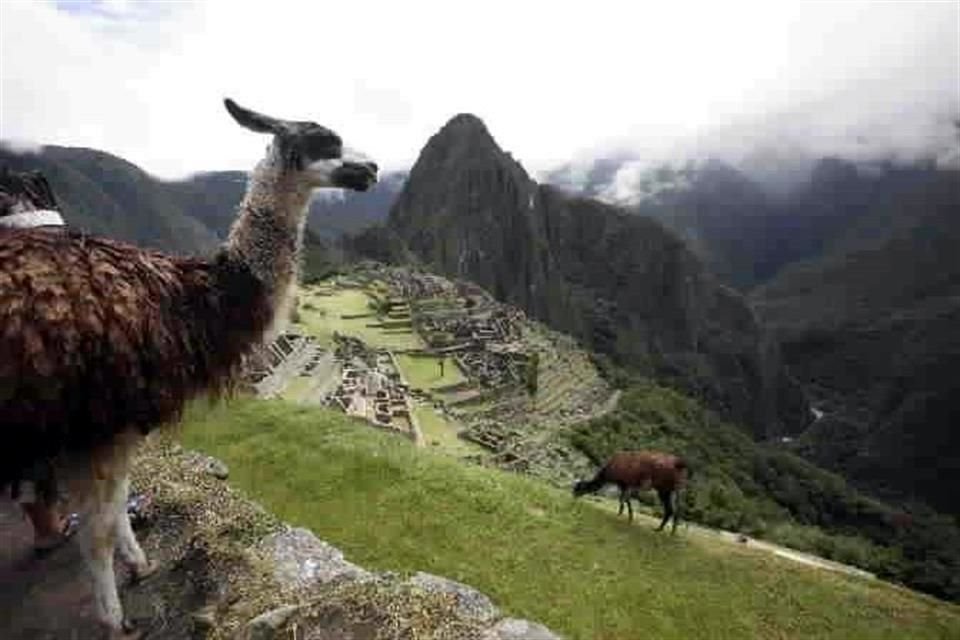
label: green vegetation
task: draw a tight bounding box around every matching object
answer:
[570,381,960,602]
[523,352,540,398]
[180,399,959,639]
[394,354,466,389]
[413,404,483,457]
[294,285,422,350]
[279,376,315,403]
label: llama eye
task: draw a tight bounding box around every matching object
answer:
[300,135,342,161]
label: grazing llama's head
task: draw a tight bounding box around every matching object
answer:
[224,98,378,192]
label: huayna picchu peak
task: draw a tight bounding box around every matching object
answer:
[386,113,808,439]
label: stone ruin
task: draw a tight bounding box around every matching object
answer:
[416,305,529,389]
[241,331,320,396]
[352,262,456,300]
[351,263,533,393]
[326,333,418,442]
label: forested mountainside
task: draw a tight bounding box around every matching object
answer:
[544,147,960,516]
[384,114,808,439]
[0,144,403,257]
[0,145,220,255]
[752,166,960,514]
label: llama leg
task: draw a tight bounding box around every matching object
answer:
[114,475,155,582]
[78,458,142,639]
[655,489,673,532]
[78,473,139,638]
[618,487,626,517]
[671,491,681,534]
[625,492,634,523]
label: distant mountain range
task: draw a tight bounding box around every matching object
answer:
[543,153,959,290]
[0,144,405,264]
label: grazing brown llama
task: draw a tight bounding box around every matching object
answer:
[0,98,378,639]
[573,450,690,533]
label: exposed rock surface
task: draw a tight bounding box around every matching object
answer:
[0,439,563,639]
[408,572,500,623]
[258,527,372,588]
[489,618,562,640]
[387,114,807,437]
[184,450,231,479]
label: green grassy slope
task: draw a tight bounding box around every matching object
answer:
[294,286,423,350]
[570,382,960,602]
[180,399,958,640]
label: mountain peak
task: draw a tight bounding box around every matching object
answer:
[443,112,490,132]
[427,113,498,155]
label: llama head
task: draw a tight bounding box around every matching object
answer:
[572,480,589,498]
[224,98,378,192]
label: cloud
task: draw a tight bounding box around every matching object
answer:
[1,1,957,180]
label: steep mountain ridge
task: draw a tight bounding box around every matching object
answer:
[387,115,807,438]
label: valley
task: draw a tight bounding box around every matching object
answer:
[3,108,958,634]
[4,4,958,637]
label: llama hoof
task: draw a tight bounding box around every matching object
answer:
[130,559,159,585]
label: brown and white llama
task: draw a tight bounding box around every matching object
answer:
[573,450,690,533]
[0,98,378,639]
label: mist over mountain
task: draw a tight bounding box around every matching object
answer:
[385,113,808,439]
[542,117,960,290]
[547,102,959,198]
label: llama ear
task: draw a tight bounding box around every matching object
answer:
[224,98,285,134]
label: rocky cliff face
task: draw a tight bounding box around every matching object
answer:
[387,115,807,437]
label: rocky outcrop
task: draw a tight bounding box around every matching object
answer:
[109,439,565,639]
[387,114,807,437]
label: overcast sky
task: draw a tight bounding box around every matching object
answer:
[1,0,957,180]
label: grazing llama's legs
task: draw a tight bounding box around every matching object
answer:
[671,490,681,534]
[617,486,635,522]
[655,488,675,532]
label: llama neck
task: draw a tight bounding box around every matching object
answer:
[224,157,311,323]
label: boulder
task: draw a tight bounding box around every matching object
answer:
[257,527,370,589]
[407,572,500,623]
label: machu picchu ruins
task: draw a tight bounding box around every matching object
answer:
[239,263,616,483]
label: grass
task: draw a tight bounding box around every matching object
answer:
[180,399,960,640]
[413,404,485,457]
[295,286,422,350]
[394,354,467,389]
[279,376,315,402]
